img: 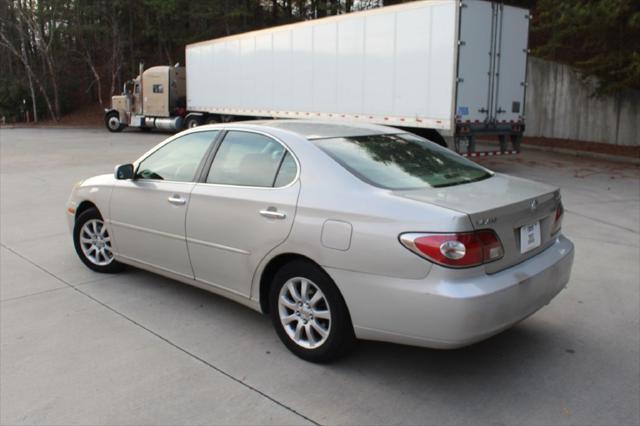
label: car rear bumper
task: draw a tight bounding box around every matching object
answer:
[326,234,574,349]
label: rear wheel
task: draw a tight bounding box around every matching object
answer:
[105,111,125,132]
[269,260,355,362]
[204,115,220,125]
[184,115,202,129]
[511,134,522,153]
[73,207,124,273]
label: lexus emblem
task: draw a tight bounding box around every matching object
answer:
[530,199,538,211]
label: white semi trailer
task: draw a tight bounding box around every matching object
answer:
[107,0,530,156]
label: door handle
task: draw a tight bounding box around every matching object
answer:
[168,195,186,205]
[259,209,286,220]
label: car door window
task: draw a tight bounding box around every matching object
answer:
[207,131,291,187]
[136,131,218,182]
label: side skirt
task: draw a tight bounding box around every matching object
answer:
[114,254,263,313]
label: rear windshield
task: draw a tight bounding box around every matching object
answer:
[313,133,492,189]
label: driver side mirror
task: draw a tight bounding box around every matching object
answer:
[115,163,135,180]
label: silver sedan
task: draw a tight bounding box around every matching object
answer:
[67,121,574,362]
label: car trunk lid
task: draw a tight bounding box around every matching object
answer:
[393,173,561,273]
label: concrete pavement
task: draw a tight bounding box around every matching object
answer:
[1,128,638,425]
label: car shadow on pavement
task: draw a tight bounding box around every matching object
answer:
[95,265,566,379]
[348,323,556,370]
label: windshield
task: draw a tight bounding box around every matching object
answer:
[313,133,492,189]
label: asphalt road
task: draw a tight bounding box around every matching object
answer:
[1,127,639,425]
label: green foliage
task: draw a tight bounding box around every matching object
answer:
[0,80,28,120]
[532,0,640,94]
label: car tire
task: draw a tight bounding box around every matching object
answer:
[511,134,522,153]
[105,111,125,132]
[184,115,202,129]
[73,207,124,273]
[204,115,220,125]
[269,260,355,363]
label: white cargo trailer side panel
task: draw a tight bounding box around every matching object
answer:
[186,0,458,130]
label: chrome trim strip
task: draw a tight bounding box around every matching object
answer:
[186,237,251,255]
[109,220,185,241]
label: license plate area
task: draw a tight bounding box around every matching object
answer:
[520,221,541,253]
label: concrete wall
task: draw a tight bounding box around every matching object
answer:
[525,57,640,146]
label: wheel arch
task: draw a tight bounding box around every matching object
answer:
[258,253,327,314]
[184,112,206,128]
[104,108,121,121]
[75,200,99,222]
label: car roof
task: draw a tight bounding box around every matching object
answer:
[239,119,401,140]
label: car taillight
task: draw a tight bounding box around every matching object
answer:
[551,202,564,236]
[399,230,504,268]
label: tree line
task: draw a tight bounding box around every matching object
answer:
[1,0,638,123]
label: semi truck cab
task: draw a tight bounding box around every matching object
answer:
[105,64,186,132]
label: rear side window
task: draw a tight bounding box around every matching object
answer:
[274,152,297,187]
[207,131,296,187]
[313,133,492,189]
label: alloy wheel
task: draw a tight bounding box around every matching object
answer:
[79,219,114,266]
[278,277,332,349]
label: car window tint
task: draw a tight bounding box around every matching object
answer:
[274,152,297,187]
[313,133,492,189]
[207,131,286,187]
[136,131,218,182]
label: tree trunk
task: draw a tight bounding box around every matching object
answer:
[0,12,56,121]
[88,59,103,106]
[16,10,38,122]
[25,58,38,122]
[17,5,60,120]
[43,54,60,119]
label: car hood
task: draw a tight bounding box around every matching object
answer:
[80,173,116,188]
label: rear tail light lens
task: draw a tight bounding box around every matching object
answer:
[551,202,564,236]
[400,230,504,268]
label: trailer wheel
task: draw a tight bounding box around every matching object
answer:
[205,116,220,125]
[184,116,202,129]
[105,111,124,132]
[511,135,522,153]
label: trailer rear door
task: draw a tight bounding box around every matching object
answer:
[455,0,493,124]
[455,1,529,125]
[493,4,529,123]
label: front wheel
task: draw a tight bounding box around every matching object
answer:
[269,260,355,362]
[73,207,124,273]
[105,111,125,132]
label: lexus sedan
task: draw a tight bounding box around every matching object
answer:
[67,121,574,362]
